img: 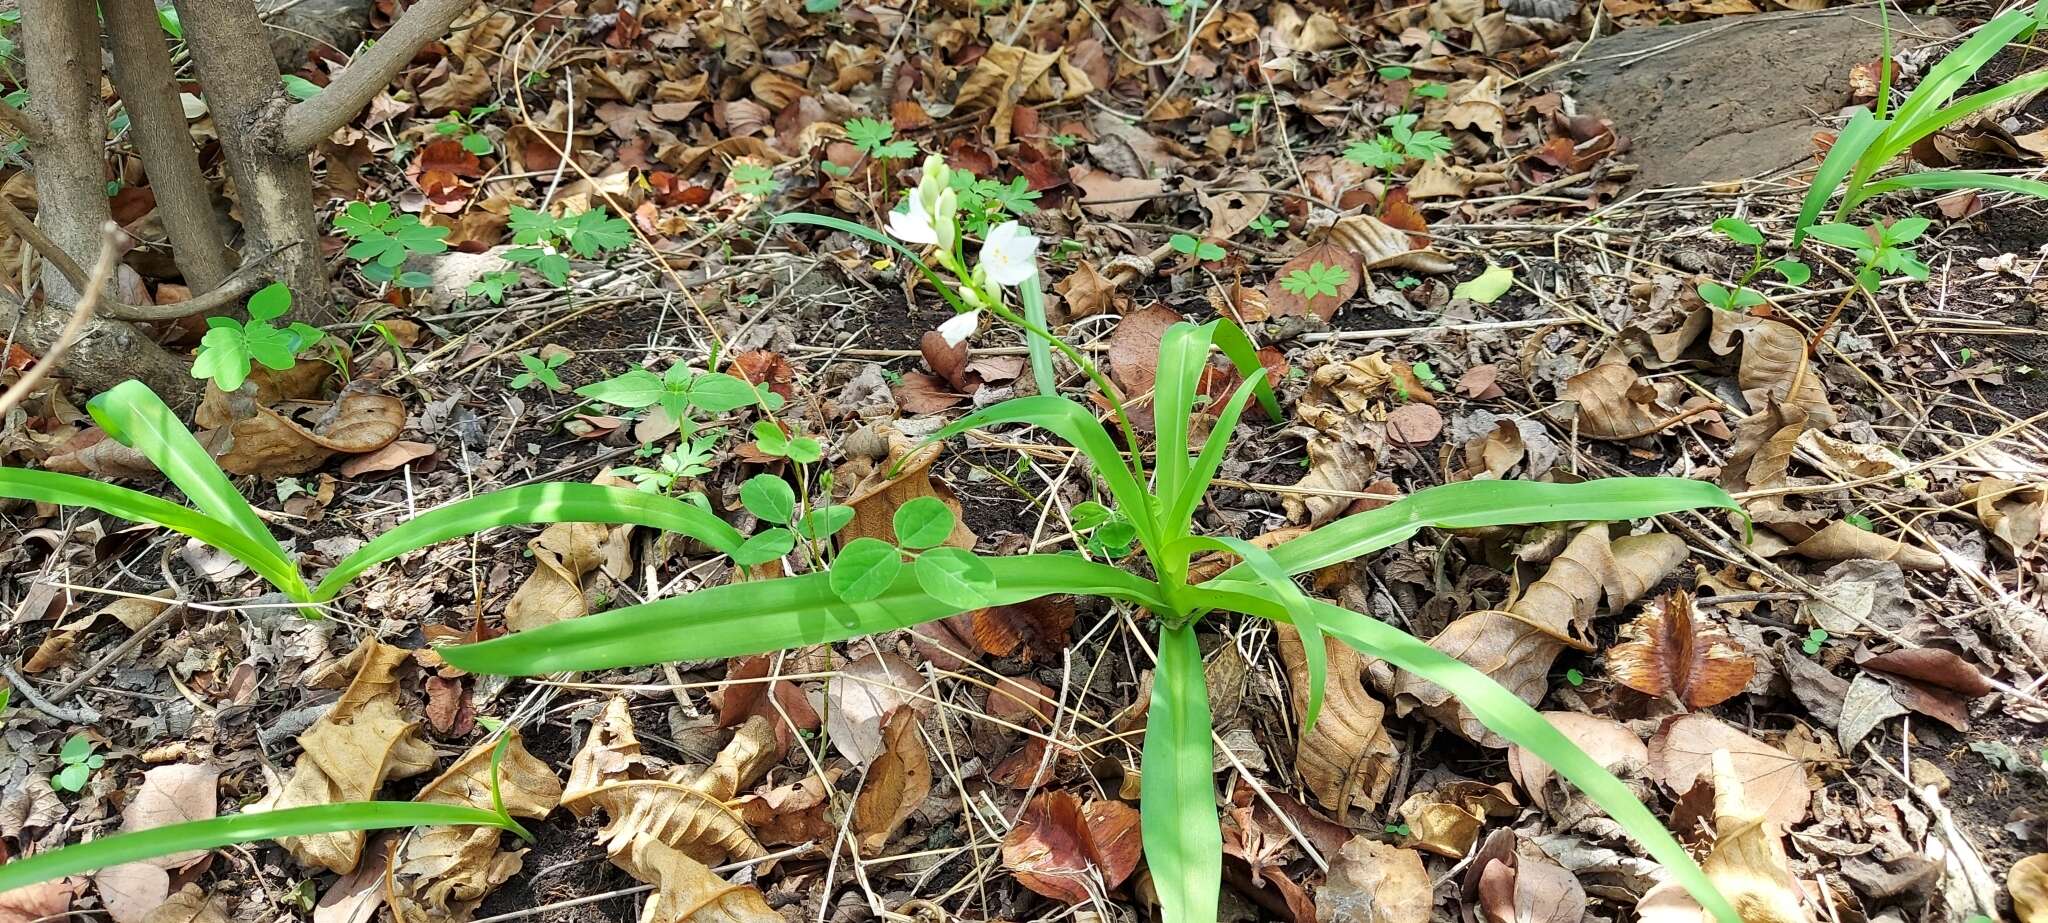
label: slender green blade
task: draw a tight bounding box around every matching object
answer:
[1206,318,1282,421]
[1879,70,2048,166]
[1181,535,1324,732]
[1142,623,1221,923]
[1886,3,2040,139]
[770,213,972,314]
[1232,478,1740,582]
[0,468,303,599]
[86,382,303,595]
[314,483,746,600]
[1197,587,1740,923]
[923,396,1161,551]
[1152,322,1218,507]
[1169,371,1266,528]
[1018,274,1059,399]
[1794,108,1886,243]
[0,803,516,894]
[439,554,1164,675]
[1855,168,2048,203]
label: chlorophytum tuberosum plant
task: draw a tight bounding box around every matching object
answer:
[1794,0,2048,243]
[436,179,1751,923]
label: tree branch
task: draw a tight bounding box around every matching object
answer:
[105,0,235,292]
[277,0,469,153]
[0,103,39,146]
[0,224,118,424]
[0,195,273,321]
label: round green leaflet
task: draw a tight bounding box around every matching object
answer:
[892,495,955,549]
[829,537,903,602]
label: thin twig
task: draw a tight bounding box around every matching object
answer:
[0,222,120,423]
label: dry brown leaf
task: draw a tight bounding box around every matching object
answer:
[1200,184,1272,240]
[826,652,926,767]
[1106,304,1184,404]
[1387,524,1685,745]
[1560,350,1692,440]
[953,44,1088,145]
[1318,835,1430,923]
[966,596,1075,661]
[1396,781,1517,857]
[1962,478,2046,555]
[1638,751,1806,923]
[503,517,632,632]
[734,769,841,847]
[1474,839,1587,923]
[851,708,930,856]
[1506,713,1648,812]
[391,731,562,923]
[1071,168,1165,221]
[1859,648,1993,731]
[1444,73,1509,147]
[1786,520,1945,571]
[1287,436,1376,527]
[1327,215,1456,273]
[96,761,219,917]
[45,429,161,480]
[2013,854,2048,923]
[1276,622,1397,817]
[562,700,780,923]
[195,361,332,429]
[0,878,82,923]
[258,641,435,873]
[1265,242,1363,322]
[211,386,406,477]
[1607,589,1755,709]
[142,886,227,923]
[1000,791,1143,904]
[338,440,435,477]
[1054,260,1120,319]
[1648,714,1810,829]
[1411,160,1509,199]
[1385,403,1443,446]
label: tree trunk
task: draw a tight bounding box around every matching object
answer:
[104,0,235,294]
[12,0,191,398]
[172,0,332,321]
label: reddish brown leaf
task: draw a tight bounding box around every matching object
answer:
[893,372,965,414]
[1001,792,1143,904]
[1606,589,1755,710]
[1859,648,1992,731]
[730,350,796,402]
[1106,304,1184,398]
[713,654,817,751]
[969,596,1075,661]
[1385,403,1443,446]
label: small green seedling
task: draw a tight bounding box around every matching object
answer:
[1696,217,1807,311]
[334,202,449,286]
[1410,361,1446,393]
[1844,512,1876,531]
[1802,628,1829,656]
[616,430,720,500]
[949,173,1040,234]
[1344,113,1452,171]
[433,104,500,156]
[192,283,327,392]
[505,205,634,287]
[804,0,839,13]
[733,162,779,197]
[510,353,568,392]
[752,420,823,464]
[1807,217,1930,291]
[577,363,762,432]
[1170,233,1228,262]
[1050,133,1081,148]
[53,734,105,793]
[844,117,918,161]
[467,269,522,304]
[1248,214,1287,239]
[1279,261,1351,299]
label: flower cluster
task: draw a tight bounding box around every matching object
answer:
[886,155,1041,346]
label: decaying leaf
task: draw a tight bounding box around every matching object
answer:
[92,762,220,922]
[825,652,926,767]
[1559,350,1700,441]
[1276,622,1398,817]
[142,886,227,923]
[964,595,1076,661]
[1638,752,1805,923]
[1317,835,1430,923]
[390,731,562,923]
[1606,589,1755,710]
[209,385,406,477]
[257,641,435,873]
[1648,714,1810,830]
[835,430,977,550]
[2012,854,2048,923]
[951,43,1091,145]
[1265,242,1363,322]
[1385,524,1685,745]
[1506,713,1648,812]
[1962,478,2046,556]
[851,708,930,856]
[1326,215,1456,273]
[1858,647,1993,731]
[1396,781,1517,858]
[563,699,780,923]
[1784,520,1945,571]
[503,516,633,632]
[1000,791,1143,904]
[1473,836,1587,923]
[0,879,82,923]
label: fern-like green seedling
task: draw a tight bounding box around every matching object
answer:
[844,117,918,160]
[732,162,778,196]
[1279,261,1351,299]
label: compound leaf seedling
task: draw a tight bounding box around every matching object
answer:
[1279,261,1352,299]
[192,283,327,391]
[53,733,105,793]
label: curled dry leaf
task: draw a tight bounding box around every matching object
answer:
[1648,713,1810,830]
[834,430,977,549]
[851,708,931,856]
[142,885,227,923]
[1386,524,1685,746]
[1055,260,1120,319]
[257,641,435,873]
[1559,350,1696,441]
[1411,159,1509,199]
[2012,854,2048,923]
[1962,478,2046,555]
[1606,589,1755,710]
[194,360,333,430]
[391,730,562,923]
[1506,713,1648,812]
[952,44,1092,145]
[503,514,633,632]
[1785,520,1945,571]
[1000,791,1143,904]
[1317,835,1430,923]
[210,385,406,477]
[1474,838,1587,923]
[1858,647,1993,731]
[563,699,780,923]
[1276,622,1398,817]
[826,652,926,767]
[965,595,1076,661]
[1327,214,1456,273]
[1396,781,1518,858]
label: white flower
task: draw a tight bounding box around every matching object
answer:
[937,309,982,347]
[886,195,940,245]
[978,221,1040,287]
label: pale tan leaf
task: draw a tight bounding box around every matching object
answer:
[1506,713,1647,812]
[2013,854,2048,923]
[1318,836,1430,923]
[1648,714,1810,829]
[1327,215,1456,272]
[142,886,227,923]
[852,709,931,855]
[1277,622,1398,816]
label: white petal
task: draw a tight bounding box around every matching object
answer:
[937,309,982,347]
[886,202,939,245]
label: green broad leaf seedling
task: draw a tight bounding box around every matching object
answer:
[1279,261,1351,299]
[1344,113,1452,171]
[1248,214,1288,239]
[509,352,569,392]
[436,316,1749,923]
[1807,217,1931,291]
[432,104,499,156]
[576,363,763,432]
[1169,233,1228,262]
[844,116,919,161]
[191,282,328,392]
[1792,0,2048,244]
[504,205,634,287]
[1696,216,1808,311]
[333,201,450,286]
[53,733,105,792]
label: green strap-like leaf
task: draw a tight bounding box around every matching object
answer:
[1205,318,1282,421]
[1153,322,1218,507]
[1851,168,2048,207]
[86,382,303,594]
[1018,274,1059,399]
[1178,534,1325,733]
[1167,370,1267,529]
[923,395,1162,553]
[770,213,972,314]
[0,468,304,597]
[0,802,518,894]
[1141,623,1222,923]
[1234,478,1741,582]
[1793,108,1886,244]
[439,554,1164,675]
[1884,3,2041,141]
[313,483,746,600]
[1873,69,2048,169]
[1194,586,1741,923]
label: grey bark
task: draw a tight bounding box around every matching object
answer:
[105,0,236,293]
